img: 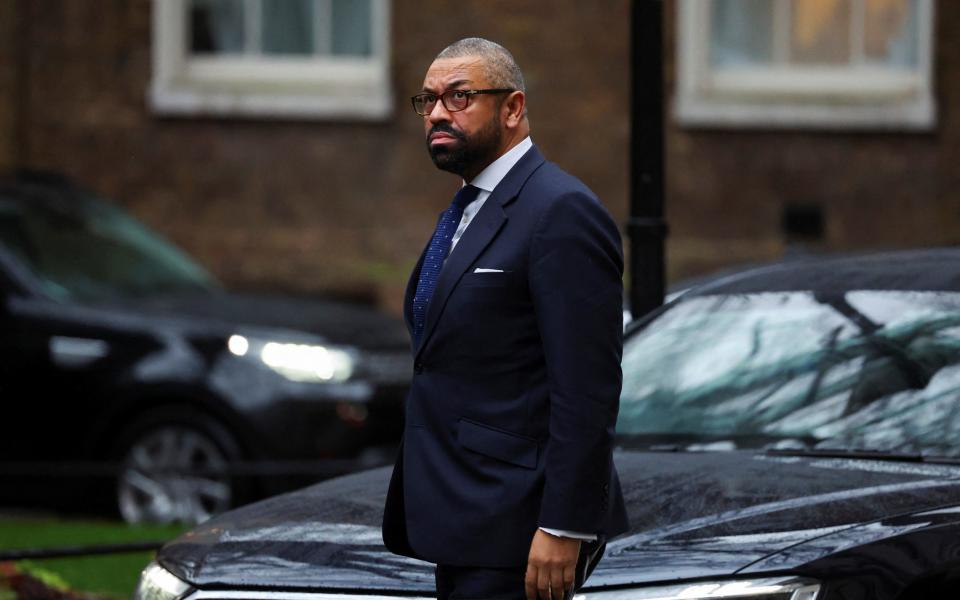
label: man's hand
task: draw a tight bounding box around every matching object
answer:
[525,528,581,600]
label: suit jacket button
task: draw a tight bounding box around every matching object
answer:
[414,362,424,374]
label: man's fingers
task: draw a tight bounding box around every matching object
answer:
[538,563,552,599]
[551,563,568,600]
[525,564,539,600]
[562,563,577,599]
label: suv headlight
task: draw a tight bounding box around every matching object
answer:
[134,561,192,600]
[228,334,355,383]
[578,577,819,599]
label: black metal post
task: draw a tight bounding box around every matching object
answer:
[628,0,667,318]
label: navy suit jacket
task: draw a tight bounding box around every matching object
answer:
[382,145,629,568]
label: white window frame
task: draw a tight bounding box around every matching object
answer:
[675,0,936,130]
[150,0,392,120]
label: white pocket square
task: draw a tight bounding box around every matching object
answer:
[473,268,504,273]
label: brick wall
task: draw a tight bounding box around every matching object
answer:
[10,0,630,314]
[7,1,960,312]
[662,0,960,282]
[0,1,17,170]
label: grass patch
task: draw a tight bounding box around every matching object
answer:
[0,516,187,599]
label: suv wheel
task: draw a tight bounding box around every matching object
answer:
[115,410,241,524]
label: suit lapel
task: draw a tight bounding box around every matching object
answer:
[414,145,546,357]
[414,201,506,355]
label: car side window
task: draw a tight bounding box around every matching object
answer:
[0,208,36,265]
[0,252,21,300]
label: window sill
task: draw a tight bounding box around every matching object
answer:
[148,83,393,121]
[674,94,936,131]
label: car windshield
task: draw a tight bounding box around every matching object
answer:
[619,290,960,457]
[0,185,218,302]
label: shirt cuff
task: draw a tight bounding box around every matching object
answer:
[539,527,598,541]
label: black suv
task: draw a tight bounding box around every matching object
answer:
[0,172,411,524]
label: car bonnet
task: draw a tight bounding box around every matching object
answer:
[156,450,960,593]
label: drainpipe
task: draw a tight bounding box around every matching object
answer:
[628,0,667,318]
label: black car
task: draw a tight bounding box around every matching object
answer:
[0,172,411,524]
[137,247,960,599]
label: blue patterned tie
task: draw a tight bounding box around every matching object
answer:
[412,184,481,345]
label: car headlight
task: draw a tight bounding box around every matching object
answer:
[227,334,355,383]
[577,577,819,600]
[134,561,192,600]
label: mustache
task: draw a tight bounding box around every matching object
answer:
[427,123,466,141]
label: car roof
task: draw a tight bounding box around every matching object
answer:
[685,247,960,296]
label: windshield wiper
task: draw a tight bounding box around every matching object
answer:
[616,433,816,452]
[815,292,944,411]
[765,447,960,465]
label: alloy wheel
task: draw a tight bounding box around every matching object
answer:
[117,424,233,524]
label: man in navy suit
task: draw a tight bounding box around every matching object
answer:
[382,38,628,600]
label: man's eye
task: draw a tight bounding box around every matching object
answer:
[452,91,467,99]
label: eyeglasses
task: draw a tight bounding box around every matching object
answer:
[410,88,515,116]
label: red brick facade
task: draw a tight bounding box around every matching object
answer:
[663,1,960,279]
[1,1,957,313]
[0,2,17,170]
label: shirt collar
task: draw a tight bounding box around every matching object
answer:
[466,136,533,193]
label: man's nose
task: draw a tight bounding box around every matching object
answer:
[427,99,452,123]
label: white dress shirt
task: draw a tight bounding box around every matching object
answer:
[446,136,597,543]
[449,136,532,253]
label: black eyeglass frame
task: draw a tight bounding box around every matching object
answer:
[410,88,516,116]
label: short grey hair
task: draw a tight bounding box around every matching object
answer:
[436,37,526,94]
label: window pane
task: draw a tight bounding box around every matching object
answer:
[710,0,774,67]
[865,0,919,66]
[331,0,372,57]
[262,0,315,55]
[190,0,245,54]
[790,0,851,65]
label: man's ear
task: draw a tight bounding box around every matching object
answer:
[502,91,526,128]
